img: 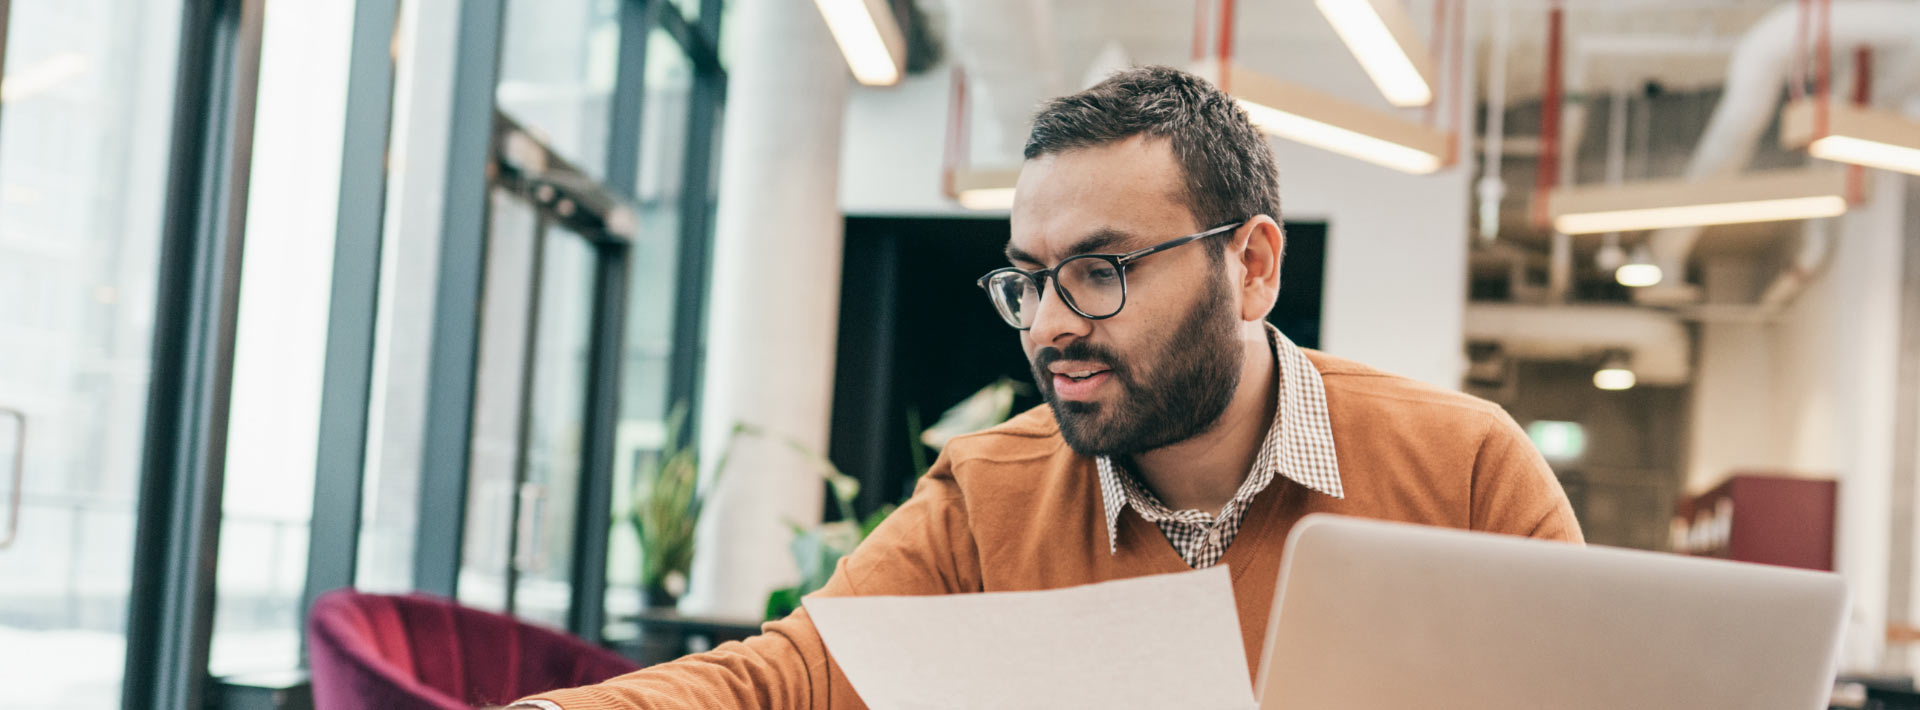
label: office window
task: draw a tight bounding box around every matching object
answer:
[208,0,356,677]
[0,0,185,706]
[496,0,622,182]
[603,27,696,633]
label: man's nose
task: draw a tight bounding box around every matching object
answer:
[1026,278,1091,348]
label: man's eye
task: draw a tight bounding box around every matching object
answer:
[1088,266,1119,282]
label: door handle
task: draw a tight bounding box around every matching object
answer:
[0,407,24,550]
[514,482,548,573]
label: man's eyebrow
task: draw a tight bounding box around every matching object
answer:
[1061,229,1131,258]
[1004,229,1135,266]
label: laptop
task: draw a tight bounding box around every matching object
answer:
[1255,515,1850,710]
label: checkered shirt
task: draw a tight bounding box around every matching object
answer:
[1097,323,1343,568]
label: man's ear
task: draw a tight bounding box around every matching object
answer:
[1236,215,1284,322]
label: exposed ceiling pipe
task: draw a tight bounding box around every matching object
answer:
[1537,4,1575,305]
[1465,303,1692,386]
[1595,87,1630,275]
[1635,0,1920,306]
[1678,217,1834,323]
[1530,2,1564,229]
[940,0,1064,163]
[1478,0,1511,243]
[1680,45,1867,323]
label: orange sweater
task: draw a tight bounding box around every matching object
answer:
[527,350,1582,709]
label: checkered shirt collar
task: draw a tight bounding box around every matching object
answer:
[1097,323,1344,556]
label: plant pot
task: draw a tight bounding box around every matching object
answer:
[642,584,679,610]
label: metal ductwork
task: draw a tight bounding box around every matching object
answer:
[1638,0,1920,306]
[1465,303,1691,386]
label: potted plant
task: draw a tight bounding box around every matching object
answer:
[761,378,1025,619]
[628,407,738,609]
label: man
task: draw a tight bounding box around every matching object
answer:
[512,65,1579,710]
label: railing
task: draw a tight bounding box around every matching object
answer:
[0,493,308,633]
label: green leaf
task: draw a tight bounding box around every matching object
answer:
[765,586,802,622]
[859,505,895,538]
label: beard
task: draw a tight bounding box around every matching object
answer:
[1031,277,1244,457]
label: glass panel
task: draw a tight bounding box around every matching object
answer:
[511,229,599,629]
[457,188,541,613]
[355,0,437,595]
[669,0,701,23]
[0,0,185,706]
[604,28,693,637]
[207,0,355,676]
[496,0,621,181]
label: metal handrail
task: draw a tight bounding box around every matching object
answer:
[0,407,23,550]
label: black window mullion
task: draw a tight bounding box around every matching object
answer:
[122,0,267,707]
[655,5,722,76]
[665,52,724,428]
[413,0,509,598]
[567,243,631,643]
[503,216,551,617]
[603,0,657,200]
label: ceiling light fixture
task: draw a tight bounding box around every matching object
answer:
[1549,169,1850,235]
[1615,244,1662,289]
[812,0,906,86]
[1781,99,1920,177]
[1313,0,1436,107]
[1593,352,1637,391]
[951,168,1019,212]
[1195,61,1450,175]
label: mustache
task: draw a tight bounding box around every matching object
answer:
[1033,341,1128,378]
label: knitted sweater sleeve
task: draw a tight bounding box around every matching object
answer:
[520,451,981,710]
[1468,409,1586,544]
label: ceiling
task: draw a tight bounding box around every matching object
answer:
[939,0,1797,112]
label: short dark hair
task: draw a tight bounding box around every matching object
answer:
[1023,65,1281,239]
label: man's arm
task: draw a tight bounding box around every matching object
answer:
[515,451,983,709]
[1467,409,1585,543]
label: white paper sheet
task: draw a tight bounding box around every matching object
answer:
[803,566,1258,710]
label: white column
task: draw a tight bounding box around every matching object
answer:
[682,0,850,618]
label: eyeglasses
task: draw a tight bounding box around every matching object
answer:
[976,221,1243,330]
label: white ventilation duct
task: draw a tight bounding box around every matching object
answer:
[1637,0,1920,305]
[1465,303,1691,386]
[939,0,1065,163]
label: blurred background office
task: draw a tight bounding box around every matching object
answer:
[1,0,1918,708]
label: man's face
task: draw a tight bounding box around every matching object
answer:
[1006,136,1244,457]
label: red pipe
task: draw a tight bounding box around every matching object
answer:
[1426,0,1446,126]
[1534,3,1564,228]
[940,66,968,200]
[1792,0,1809,102]
[1847,46,1870,204]
[1815,0,1832,136]
[1193,0,1208,61]
[1217,0,1235,90]
[1448,0,1465,164]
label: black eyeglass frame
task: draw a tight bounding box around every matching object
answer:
[975,220,1245,330]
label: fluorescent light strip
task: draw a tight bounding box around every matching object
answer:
[957,187,1016,211]
[1238,99,1441,174]
[1810,135,1920,176]
[1554,195,1847,235]
[812,0,901,86]
[1315,0,1432,107]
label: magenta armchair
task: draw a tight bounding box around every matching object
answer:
[307,589,640,710]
